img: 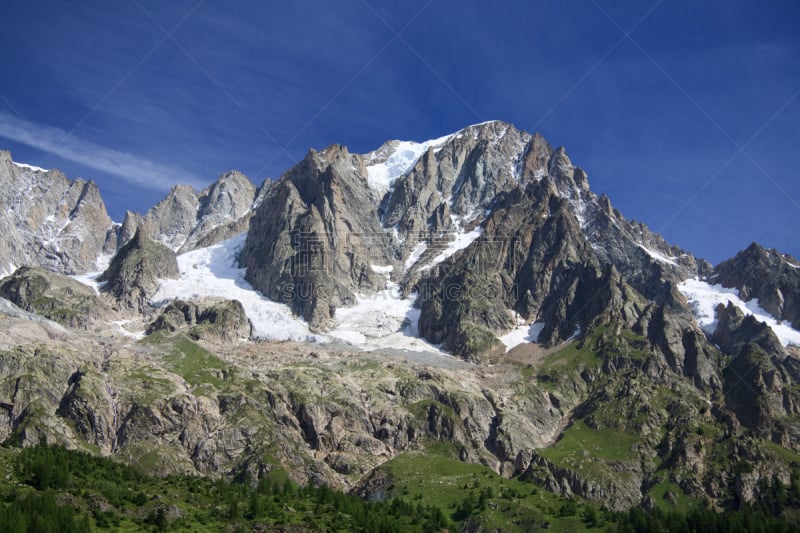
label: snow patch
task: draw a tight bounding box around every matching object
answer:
[70,271,107,296]
[678,278,800,347]
[12,161,48,173]
[423,226,483,270]
[370,264,393,275]
[70,253,114,295]
[638,245,679,267]
[404,242,428,271]
[109,320,145,340]
[500,321,544,353]
[151,234,323,342]
[148,234,443,351]
[365,133,453,192]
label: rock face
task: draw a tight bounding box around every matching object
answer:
[0,266,107,330]
[239,121,709,350]
[240,145,393,330]
[714,243,800,329]
[147,298,252,341]
[118,171,260,253]
[0,151,114,275]
[100,229,179,311]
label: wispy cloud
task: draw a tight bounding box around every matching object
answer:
[0,112,205,191]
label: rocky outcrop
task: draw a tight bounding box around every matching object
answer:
[118,170,260,253]
[714,243,800,329]
[713,302,785,357]
[0,266,107,330]
[147,298,252,341]
[100,229,179,311]
[240,145,393,330]
[0,151,114,275]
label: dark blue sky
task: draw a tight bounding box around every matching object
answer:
[1,0,798,263]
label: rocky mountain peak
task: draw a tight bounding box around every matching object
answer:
[117,169,259,254]
[0,151,114,276]
[713,242,800,329]
[100,228,179,312]
[240,141,391,330]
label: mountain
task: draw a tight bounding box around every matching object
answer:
[1,121,800,525]
[119,170,265,253]
[239,121,710,361]
[0,150,114,276]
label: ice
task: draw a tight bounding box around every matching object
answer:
[370,264,393,275]
[638,245,679,267]
[423,226,484,270]
[404,242,428,271]
[500,320,544,352]
[151,234,323,342]
[69,253,113,295]
[365,133,454,192]
[12,161,48,173]
[148,233,445,351]
[328,284,446,354]
[678,278,800,347]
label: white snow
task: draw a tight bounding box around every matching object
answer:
[500,320,544,352]
[0,263,16,279]
[678,278,800,347]
[109,320,145,340]
[370,264,393,275]
[365,133,453,192]
[70,272,107,295]
[12,161,48,173]
[638,245,679,267]
[404,242,428,271]
[151,234,323,342]
[423,226,484,270]
[70,253,114,295]
[328,284,445,353]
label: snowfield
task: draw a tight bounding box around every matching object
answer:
[149,234,446,353]
[151,235,323,343]
[500,320,544,352]
[678,278,800,347]
[365,133,453,192]
[328,283,445,354]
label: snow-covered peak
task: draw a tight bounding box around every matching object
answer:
[678,278,800,347]
[364,133,454,192]
[12,161,49,173]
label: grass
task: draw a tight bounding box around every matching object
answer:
[647,481,695,513]
[539,340,601,372]
[381,452,604,531]
[162,336,227,389]
[766,442,800,466]
[539,419,639,464]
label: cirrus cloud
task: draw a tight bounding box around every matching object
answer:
[0,112,205,191]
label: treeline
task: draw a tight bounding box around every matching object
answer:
[0,445,448,532]
[613,504,800,533]
[1,445,799,532]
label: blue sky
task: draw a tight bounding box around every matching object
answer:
[0,0,798,264]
